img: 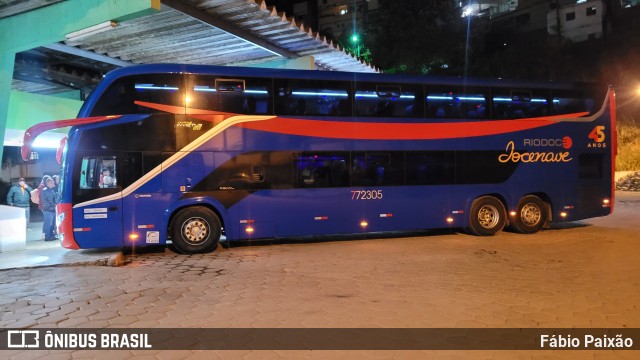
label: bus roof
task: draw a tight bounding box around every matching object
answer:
[95,63,594,91]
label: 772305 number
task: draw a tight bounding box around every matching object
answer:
[351,190,383,200]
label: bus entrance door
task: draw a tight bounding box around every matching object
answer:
[71,153,124,248]
[72,197,123,248]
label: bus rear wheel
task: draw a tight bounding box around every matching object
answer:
[171,207,221,254]
[467,196,507,236]
[511,195,547,234]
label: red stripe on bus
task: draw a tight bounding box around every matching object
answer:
[236,113,588,140]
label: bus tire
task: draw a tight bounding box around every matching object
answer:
[511,195,547,234]
[171,207,221,254]
[467,196,507,236]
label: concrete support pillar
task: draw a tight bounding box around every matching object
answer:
[0,52,16,163]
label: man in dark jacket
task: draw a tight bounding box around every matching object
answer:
[41,177,57,241]
[6,177,33,227]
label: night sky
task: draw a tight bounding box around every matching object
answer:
[264,0,295,14]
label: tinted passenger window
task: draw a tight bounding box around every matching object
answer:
[275,79,351,116]
[295,152,349,188]
[426,86,489,119]
[492,88,552,119]
[90,74,184,116]
[188,76,272,115]
[405,152,455,185]
[352,152,404,186]
[77,114,176,152]
[195,151,293,191]
[354,83,422,117]
[455,151,518,184]
[552,88,599,116]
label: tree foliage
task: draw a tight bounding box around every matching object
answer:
[367,0,465,75]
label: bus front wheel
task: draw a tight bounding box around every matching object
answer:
[467,196,507,236]
[511,195,547,234]
[171,207,221,254]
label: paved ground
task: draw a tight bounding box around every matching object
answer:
[1,192,639,359]
[0,221,119,270]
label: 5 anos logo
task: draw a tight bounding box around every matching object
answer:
[588,125,607,148]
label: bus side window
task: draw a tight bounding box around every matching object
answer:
[426,86,488,119]
[77,155,118,189]
[351,152,404,186]
[189,76,272,115]
[275,79,351,117]
[91,74,184,116]
[295,153,349,188]
[552,89,597,116]
[355,83,422,118]
[492,89,552,119]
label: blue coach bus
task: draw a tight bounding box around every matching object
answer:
[23,64,616,254]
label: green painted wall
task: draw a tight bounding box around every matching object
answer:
[7,90,83,130]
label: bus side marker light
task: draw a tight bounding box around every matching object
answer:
[602,199,611,207]
[446,217,454,223]
[246,226,255,234]
[73,228,91,232]
[360,221,368,228]
[314,216,329,221]
[240,219,255,224]
[509,211,517,217]
[379,213,393,218]
[129,233,139,241]
[560,212,568,218]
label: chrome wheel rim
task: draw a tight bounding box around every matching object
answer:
[520,203,541,226]
[478,205,500,229]
[181,217,209,245]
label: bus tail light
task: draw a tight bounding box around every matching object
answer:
[602,198,611,207]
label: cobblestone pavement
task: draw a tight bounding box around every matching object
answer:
[2,192,640,359]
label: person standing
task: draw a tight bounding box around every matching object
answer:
[6,177,33,228]
[37,175,51,239]
[52,175,60,194]
[41,177,58,241]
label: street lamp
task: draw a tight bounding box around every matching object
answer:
[350,33,360,58]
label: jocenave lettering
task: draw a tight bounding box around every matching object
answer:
[498,141,572,163]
